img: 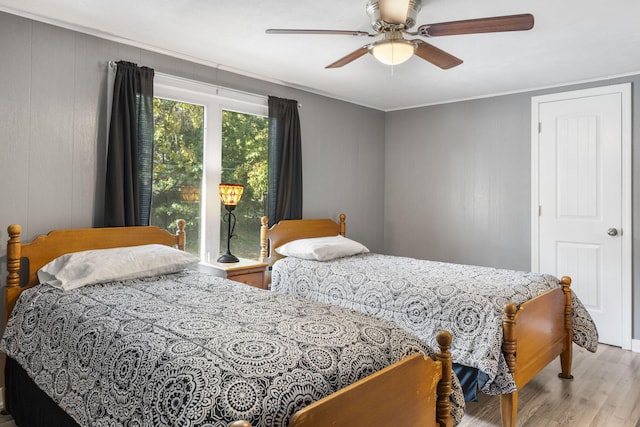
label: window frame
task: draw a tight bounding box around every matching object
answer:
[154,73,267,263]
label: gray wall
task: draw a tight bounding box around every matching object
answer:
[0,12,386,315]
[385,75,640,340]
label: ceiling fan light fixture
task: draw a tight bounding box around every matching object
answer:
[370,39,416,65]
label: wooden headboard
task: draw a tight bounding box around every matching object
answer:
[4,220,185,330]
[259,214,346,267]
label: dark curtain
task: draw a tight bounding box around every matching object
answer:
[267,96,303,227]
[104,61,155,226]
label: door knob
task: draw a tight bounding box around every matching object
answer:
[607,228,618,236]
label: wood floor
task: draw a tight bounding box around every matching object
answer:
[0,411,14,427]
[459,344,640,426]
[0,344,638,426]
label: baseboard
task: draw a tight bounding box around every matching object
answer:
[632,339,640,353]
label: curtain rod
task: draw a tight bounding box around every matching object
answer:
[108,61,301,108]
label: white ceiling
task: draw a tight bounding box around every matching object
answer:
[2,0,640,111]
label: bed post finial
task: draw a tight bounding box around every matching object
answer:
[259,216,269,263]
[175,219,186,251]
[435,330,453,427]
[6,224,21,289]
[5,225,23,332]
[339,213,346,236]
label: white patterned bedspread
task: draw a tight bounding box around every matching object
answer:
[1,270,464,426]
[271,253,599,395]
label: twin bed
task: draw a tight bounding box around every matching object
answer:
[2,222,463,427]
[259,214,599,427]
[2,213,600,427]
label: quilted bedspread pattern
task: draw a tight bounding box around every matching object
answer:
[271,253,599,395]
[1,271,464,426]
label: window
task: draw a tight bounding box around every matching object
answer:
[152,98,204,255]
[220,110,268,260]
[152,74,268,262]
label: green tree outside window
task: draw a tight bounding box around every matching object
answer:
[152,98,267,260]
[221,110,268,260]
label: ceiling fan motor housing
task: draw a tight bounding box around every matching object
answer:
[366,0,423,31]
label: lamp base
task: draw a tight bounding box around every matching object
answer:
[217,253,240,263]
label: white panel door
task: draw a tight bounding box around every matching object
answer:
[532,84,631,348]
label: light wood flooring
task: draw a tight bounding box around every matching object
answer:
[0,344,637,426]
[0,415,12,427]
[459,344,640,426]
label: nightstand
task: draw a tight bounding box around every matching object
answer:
[201,258,268,289]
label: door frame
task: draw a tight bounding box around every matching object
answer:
[530,83,632,350]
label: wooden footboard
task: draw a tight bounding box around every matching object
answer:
[288,330,454,427]
[229,331,453,427]
[500,276,573,427]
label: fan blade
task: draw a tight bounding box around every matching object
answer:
[418,13,534,37]
[414,40,463,69]
[325,46,370,68]
[266,29,371,36]
[379,0,411,25]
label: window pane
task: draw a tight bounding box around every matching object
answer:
[151,98,204,255]
[220,110,268,260]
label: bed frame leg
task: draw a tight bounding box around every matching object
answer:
[558,276,574,379]
[500,391,518,427]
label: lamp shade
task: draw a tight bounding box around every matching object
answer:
[370,39,416,65]
[219,184,244,206]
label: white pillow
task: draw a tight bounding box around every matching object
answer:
[275,235,369,261]
[38,244,200,291]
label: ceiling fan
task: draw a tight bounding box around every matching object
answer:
[266,0,534,69]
